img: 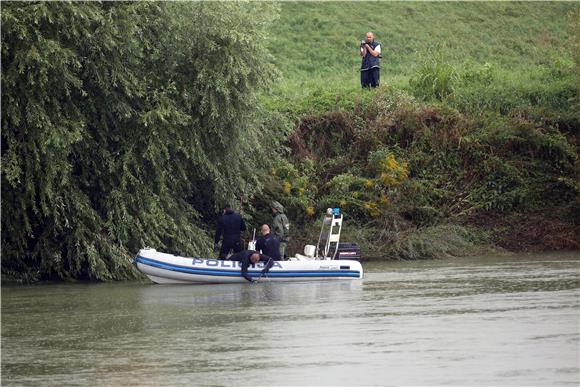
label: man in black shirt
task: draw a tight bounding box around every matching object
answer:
[214,204,246,259]
[255,224,281,261]
[229,250,274,283]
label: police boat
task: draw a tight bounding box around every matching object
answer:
[134,208,363,284]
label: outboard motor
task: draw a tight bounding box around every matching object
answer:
[335,242,362,261]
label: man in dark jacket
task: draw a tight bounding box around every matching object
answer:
[214,204,246,259]
[229,250,274,283]
[255,224,281,261]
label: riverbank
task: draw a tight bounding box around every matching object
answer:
[258,86,578,261]
[256,3,578,260]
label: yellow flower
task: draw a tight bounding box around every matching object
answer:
[283,181,292,193]
[380,173,397,186]
[352,191,360,199]
[364,179,375,189]
[364,201,381,217]
[399,163,409,180]
[305,206,315,216]
[379,195,390,206]
[299,187,305,194]
[270,168,277,176]
[340,199,348,208]
[386,154,398,170]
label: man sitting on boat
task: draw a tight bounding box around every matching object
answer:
[255,224,281,261]
[229,250,274,283]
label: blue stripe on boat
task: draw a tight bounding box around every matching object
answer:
[135,256,360,278]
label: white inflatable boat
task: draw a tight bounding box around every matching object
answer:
[134,248,363,284]
[134,207,363,284]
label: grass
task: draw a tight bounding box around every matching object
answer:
[257,2,579,259]
[264,2,578,114]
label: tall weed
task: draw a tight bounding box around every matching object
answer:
[409,48,460,101]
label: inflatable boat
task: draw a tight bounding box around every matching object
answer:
[134,248,363,284]
[134,207,363,284]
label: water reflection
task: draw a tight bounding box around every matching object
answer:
[2,252,579,385]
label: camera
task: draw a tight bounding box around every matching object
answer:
[360,40,366,46]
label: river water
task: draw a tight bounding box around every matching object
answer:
[2,251,579,386]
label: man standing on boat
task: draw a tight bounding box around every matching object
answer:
[271,201,290,260]
[229,250,274,283]
[255,224,281,261]
[214,204,246,259]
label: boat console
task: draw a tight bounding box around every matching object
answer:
[290,208,362,261]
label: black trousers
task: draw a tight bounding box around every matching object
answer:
[219,240,242,259]
[361,68,380,88]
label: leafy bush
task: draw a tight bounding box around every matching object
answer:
[388,224,482,260]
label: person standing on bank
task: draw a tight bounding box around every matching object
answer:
[214,204,246,259]
[360,31,381,88]
[271,201,290,260]
[255,224,281,261]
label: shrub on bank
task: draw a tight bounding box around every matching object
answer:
[263,85,578,259]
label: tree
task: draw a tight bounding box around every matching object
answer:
[1,2,285,281]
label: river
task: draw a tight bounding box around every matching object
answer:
[2,251,578,386]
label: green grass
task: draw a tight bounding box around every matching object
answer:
[258,2,579,259]
[265,2,578,111]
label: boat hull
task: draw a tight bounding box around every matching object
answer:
[134,249,363,284]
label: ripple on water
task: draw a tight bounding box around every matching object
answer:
[2,252,579,385]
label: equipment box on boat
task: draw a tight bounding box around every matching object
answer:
[336,243,362,261]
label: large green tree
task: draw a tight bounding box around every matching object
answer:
[2,2,284,281]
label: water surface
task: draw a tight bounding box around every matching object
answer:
[2,251,579,385]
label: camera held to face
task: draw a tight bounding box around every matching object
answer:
[361,40,366,46]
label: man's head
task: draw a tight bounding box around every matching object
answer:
[250,253,261,264]
[366,32,374,43]
[261,224,271,236]
[223,204,231,214]
[271,201,284,214]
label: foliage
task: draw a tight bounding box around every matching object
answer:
[409,46,461,101]
[1,2,283,281]
[3,1,578,275]
[268,88,578,258]
[261,2,579,258]
[386,224,482,260]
